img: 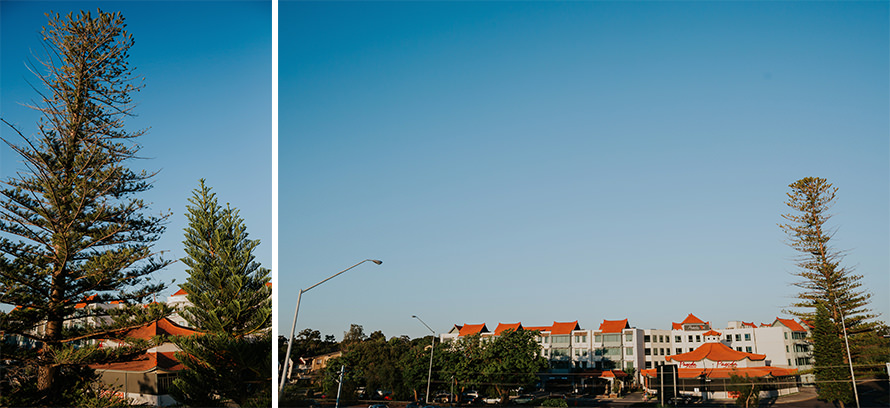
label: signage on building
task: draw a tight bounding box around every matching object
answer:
[716,361,738,368]
[679,362,697,368]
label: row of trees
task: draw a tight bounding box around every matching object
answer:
[0,10,271,407]
[281,325,547,405]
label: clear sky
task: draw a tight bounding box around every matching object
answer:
[1,1,273,303]
[280,1,889,341]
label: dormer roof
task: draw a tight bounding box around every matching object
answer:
[458,323,489,336]
[598,319,629,333]
[494,322,522,335]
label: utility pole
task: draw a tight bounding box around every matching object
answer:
[336,365,345,408]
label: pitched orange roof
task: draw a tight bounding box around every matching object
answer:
[741,321,756,328]
[773,318,807,332]
[550,321,581,335]
[665,342,765,363]
[522,325,552,333]
[172,288,188,296]
[458,323,489,336]
[119,317,201,340]
[641,366,797,379]
[90,352,184,372]
[598,319,629,333]
[494,323,522,335]
[601,369,627,378]
[75,294,98,309]
[703,330,722,336]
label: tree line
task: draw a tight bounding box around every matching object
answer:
[279,324,547,406]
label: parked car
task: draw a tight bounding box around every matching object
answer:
[512,395,534,404]
[482,397,501,405]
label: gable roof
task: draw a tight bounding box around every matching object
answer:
[172,288,188,296]
[117,317,201,340]
[550,321,581,335]
[494,322,522,335]
[458,323,489,336]
[90,351,184,372]
[666,342,765,363]
[598,319,629,333]
[773,318,807,332]
[703,330,722,336]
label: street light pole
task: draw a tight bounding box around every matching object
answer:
[278,259,382,395]
[412,315,436,404]
[833,297,860,408]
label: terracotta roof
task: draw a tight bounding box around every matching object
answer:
[494,323,522,335]
[601,369,627,378]
[550,321,581,335]
[641,366,798,379]
[75,294,98,309]
[703,330,722,336]
[522,325,552,333]
[172,288,188,296]
[118,317,201,340]
[458,323,489,336]
[773,318,807,332]
[741,321,756,328]
[90,352,184,372]
[598,319,629,333]
[665,342,765,363]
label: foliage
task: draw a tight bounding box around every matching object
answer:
[1,363,142,407]
[538,398,568,407]
[171,181,272,407]
[779,177,883,368]
[728,374,760,408]
[0,9,171,396]
[178,180,271,337]
[479,329,548,399]
[171,332,273,407]
[812,303,853,406]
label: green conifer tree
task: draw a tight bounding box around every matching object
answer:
[171,180,271,407]
[813,303,853,407]
[0,10,172,403]
[779,177,884,369]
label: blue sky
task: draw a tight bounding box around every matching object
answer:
[280,1,889,340]
[1,1,273,303]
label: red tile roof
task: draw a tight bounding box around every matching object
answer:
[118,317,201,340]
[458,323,489,336]
[641,366,797,379]
[601,369,627,378]
[703,330,722,336]
[665,342,765,363]
[522,325,552,333]
[494,323,522,335]
[773,318,807,332]
[598,319,629,333]
[90,352,184,372]
[172,288,188,296]
[741,321,756,328]
[550,321,581,335]
[75,294,98,309]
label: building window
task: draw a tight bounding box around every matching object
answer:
[786,345,789,352]
[553,335,570,344]
[544,336,550,343]
[784,332,788,339]
[744,333,751,341]
[659,348,665,355]
[644,335,651,343]
[603,334,620,344]
[644,348,651,356]
[788,359,792,366]
[676,348,682,354]
[625,347,633,355]
[736,347,742,351]
[735,334,741,342]
[746,346,753,353]
[594,334,602,343]
[695,335,701,342]
[675,336,681,343]
[625,333,633,342]
[726,335,732,342]
[574,335,587,343]
[645,361,652,369]
[688,335,693,342]
[689,348,694,352]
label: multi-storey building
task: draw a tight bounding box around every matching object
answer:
[441,313,813,390]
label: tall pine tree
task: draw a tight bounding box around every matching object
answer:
[779,177,884,370]
[0,10,171,402]
[171,180,271,407]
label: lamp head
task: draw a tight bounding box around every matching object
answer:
[368,259,383,265]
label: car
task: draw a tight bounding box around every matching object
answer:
[512,395,534,405]
[483,397,501,405]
